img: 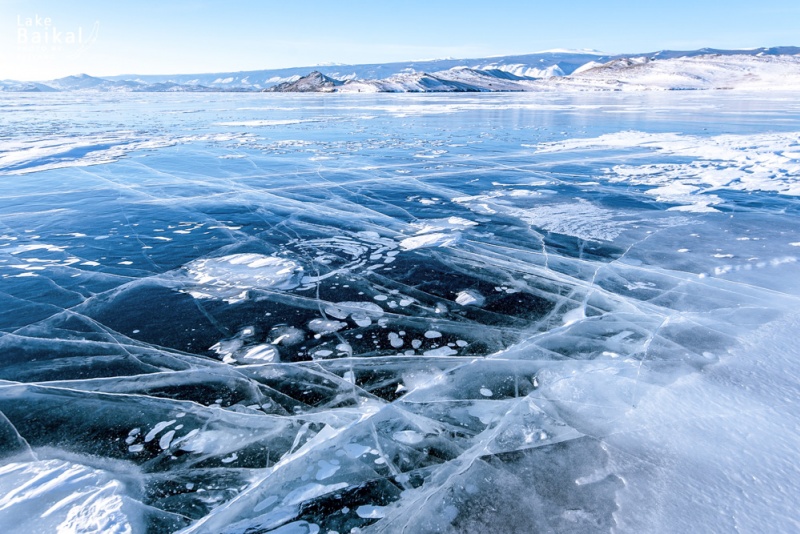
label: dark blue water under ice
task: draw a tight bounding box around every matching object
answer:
[1,92,799,533]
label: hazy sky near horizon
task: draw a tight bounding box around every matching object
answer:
[2,0,799,80]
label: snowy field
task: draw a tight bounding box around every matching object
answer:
[0,92,799,533]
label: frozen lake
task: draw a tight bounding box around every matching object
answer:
[1,92,799,533]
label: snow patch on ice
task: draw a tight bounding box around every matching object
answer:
[537,131,800,209]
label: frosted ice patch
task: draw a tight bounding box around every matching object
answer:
[412,216,478,235]
[308,319,347,334]
[388,332,404,348]
[159,430,176,450]
[181,253,303,302]
[356,505,387,519]
[352,314,372,327]
[178,430,236,455]
[315,460,341,480]
[399,232,460,250]
[537,131,800,208]
[239,344,279,363]
[456,188,628,241]
[282,483,349,506]
[144,420,175,443]
[323,301,385,327]
[510,200,626,242]
[424,346,457,356]
[393,430,425,445]
[562,307,586,326]
[343,443,371,459]
[269,326,305,346]
[0,460,143,534]
[253,495,279,513]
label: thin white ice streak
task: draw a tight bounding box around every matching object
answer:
[0,132,253,175]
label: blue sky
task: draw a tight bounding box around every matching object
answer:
[2,0,799,80]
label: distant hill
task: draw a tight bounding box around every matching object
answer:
[263,71,344,93]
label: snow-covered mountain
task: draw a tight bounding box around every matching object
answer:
[10,73,217,93]
[3,47,799,93]
[0,80,58,92]
[99,46,797,90]
[106,50,614,90]
[539,53,800,91]
[268,54,800,93]
[45,73,133,91]
[263,71,344,92]
[325,66,537,93]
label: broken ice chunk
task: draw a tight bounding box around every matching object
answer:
[455,289,485,307]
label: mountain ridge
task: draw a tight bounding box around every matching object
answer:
[102,46,800,89]
[2,46,799,93]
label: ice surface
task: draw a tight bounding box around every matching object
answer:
[1,91,799,533]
